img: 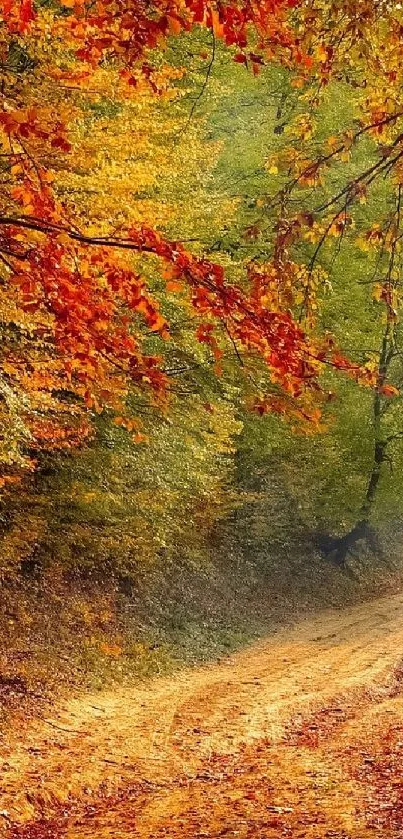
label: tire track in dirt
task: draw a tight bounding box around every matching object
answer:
[3,590,403,837]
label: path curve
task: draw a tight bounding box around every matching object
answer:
[3,590,403,837]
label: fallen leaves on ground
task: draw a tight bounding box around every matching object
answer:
[4,593,403,838]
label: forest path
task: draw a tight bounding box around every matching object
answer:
[3,589,403,837]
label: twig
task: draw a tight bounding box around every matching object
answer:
[43,718,82,734]
[178,31,216,139]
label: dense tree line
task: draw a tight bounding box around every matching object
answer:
[1,2,403,699]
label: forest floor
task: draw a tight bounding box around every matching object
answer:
[3,590,403,838]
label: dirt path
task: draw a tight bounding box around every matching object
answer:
[3,590,403,838]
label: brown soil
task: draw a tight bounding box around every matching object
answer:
[3,590,403,838]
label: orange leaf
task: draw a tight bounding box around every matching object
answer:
[166,280,184,293]
[379,384,399,397]
[99,642,122,658]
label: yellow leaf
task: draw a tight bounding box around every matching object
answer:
[56,233,72,246]
[315,44,328,63]
[357,237,370,252]
[99,642,122,658]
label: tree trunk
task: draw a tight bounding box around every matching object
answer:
[320,329,393,569]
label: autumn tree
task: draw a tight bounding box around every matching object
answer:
[2,0,403,570]
[3,0,386,495]
[235,0,403,566]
